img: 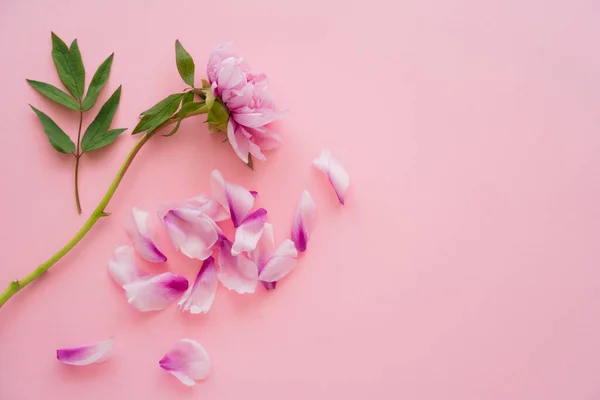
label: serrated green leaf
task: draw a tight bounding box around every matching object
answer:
[206,99,229,124]
[140,93,184,116]
[51,33,85,102]
[82,128,126,151]
[26,80,79,110]
[80,86,122,152]
[175,40,195,87]
[30,105,75,153]
[82,53,114,111]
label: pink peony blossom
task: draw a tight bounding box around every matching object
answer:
[207,42,283,163]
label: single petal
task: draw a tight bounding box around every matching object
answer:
[160,209,219,261]
[250,222,274,267]
[231,208,267,256]
[312,149,350,205]
[258,239,298,282]
[126,207,167,262]
[124,273,188,312]
[159,339,211,386]
[178,257,218,314]
[227,120,251,163]
[218,239,258,294]
[210,170,255,227]
[107,246,146,287]
[186,194,229,222]
[57,338,114,366]
[291,190,317,252]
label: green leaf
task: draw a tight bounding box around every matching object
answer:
[82,53,114,111]
[51,33,85,102]
[82,128,126,152]
[182,91,194,105]
[164,101,207,137]
[175,40,195,87]
[206,99,229,124]
[29,105,76,153]
[26,80,79,111]
[133,94,184,134]
[140,93,184,116]
[81,86,122,152]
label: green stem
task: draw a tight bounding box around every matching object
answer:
[0,132,153,308]
[75,109,83,214]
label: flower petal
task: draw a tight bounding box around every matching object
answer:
[217,239,258,294]
[231,208,267,256]
[124,273,188,312]
[186,194,229,222]
[291,190,317,252]
[312,149,350,205]
[250,222,275,267]
[210,169,255,227]
[159,339,210,386]
[57,338,114,366]
[178,257,218,314]
[227,120,251,163]
[258,239,298,282]
[107,246,146,287]
[160,208,219,261]
[126,207,167,262]
[262,281,277,290]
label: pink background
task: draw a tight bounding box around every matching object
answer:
[1,0,600,398]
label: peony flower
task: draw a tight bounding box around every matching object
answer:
[207,42,283,163]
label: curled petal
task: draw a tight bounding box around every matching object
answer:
[124,273,188,312]
[259,239,298,282]
[108,246,146,287]
[250,222,274,268]
[57,338,114,366]
[218,239,258,294]
[186,194,229,222]
[313,149,350,205]
[126,207,167,263]
[210,169,255,227]
[231,208,267,256]
[291,190,317,252]
[159,208,219,261]
[160,339,211,386]
[178,257,218,314]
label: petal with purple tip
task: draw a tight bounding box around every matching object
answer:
[123,273,188,312]
[159,208,219,261]
[57,338,114,366]
[159,339,210,386]
[108,246,146,287]
[291,190,317,252]
[178,257,218,314]
[313,149,350,205]
[217,239,258,294]
[259,239,298,282]
[231,208,267,256]
[126,207,167,262]
[210,170,255,227]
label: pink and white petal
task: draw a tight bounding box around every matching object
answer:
[227,120,250,163]
[159,339,211,386]
[231,208,267,256]
[124,273,188,312]
[178,257,218,314]
[210,169,255,227]
[248,126,283,151]
[259,239,298,282]
[57,338,114,366]
[161,210,219,261]
[261,281,277,290]
[250,222,275,267]
[108,246,146,287]
[291,190,317,252]
[187,194,229,222]
[218,239,258,294]
[126,207,167,263]
[313,149,350,205]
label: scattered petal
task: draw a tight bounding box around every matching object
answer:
[210,170,255,227]
[186,194,229,222]
[159,207,220,261]
[218,239,258,294]
[107,246,146,287]
[313,149,350,205]
[159,339,210,386]
[231,208,267,256]
[259,239,298,282]
[57,338,114,366]
[178,257,218,314]
[291,190,317,252]
[126,207,167,262]
[250,222,275,268]
[124,273,188,312]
